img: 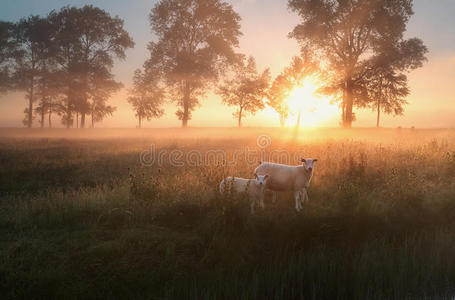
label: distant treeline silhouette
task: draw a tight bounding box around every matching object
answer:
[0,0,427,128]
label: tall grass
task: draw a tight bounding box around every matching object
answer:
[1,128,455,299]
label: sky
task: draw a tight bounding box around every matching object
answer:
[0,0,454,128]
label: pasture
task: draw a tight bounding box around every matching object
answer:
[1,128,455,299]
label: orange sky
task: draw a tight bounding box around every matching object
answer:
[0,0,454,128]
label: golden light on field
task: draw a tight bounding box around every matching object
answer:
[286,78,339,127]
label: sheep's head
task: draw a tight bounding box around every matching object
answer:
[301,158,318,172]
[254,174,270,188]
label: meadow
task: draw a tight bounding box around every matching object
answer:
[1,128,455,299]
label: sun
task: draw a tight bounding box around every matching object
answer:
[285,78,339,127]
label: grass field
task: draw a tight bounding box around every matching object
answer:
[1,128,455,299]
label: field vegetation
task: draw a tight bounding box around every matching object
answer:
[1,128,455,299]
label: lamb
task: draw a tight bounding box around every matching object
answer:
[219,174,270,214]
[254,159,317,211]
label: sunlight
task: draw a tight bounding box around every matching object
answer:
[285,78,339,127]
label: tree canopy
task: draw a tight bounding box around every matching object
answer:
[289,0,427,128]
[146,0,242,127]
[0,21,16,94]
[13,16,56,128]
[267,55,318,127]
[48,5,134,128]
[128,69,165,128]
[217,56,270,127]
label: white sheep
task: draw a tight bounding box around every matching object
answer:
[219,174,270,214]
[254,158,317,211]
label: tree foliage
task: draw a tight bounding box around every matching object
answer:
[217,56,270,127]
[7,6,133,128]
[146,0,242,127]
[0,21,16,94]
[128,69,165,128]
[267,73,291,128]
[289,0,427,127]
[13,16,55,128]
[266,55,318,127]
[48,5,134,128]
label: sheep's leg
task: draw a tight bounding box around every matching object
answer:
[299,188,307,207]
[272,191,277,204]
[294,191,301,211]
[250,198,255,214]
[260,193,265,209]
[304,189,309,204]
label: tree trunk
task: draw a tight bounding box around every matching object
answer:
[65,97,71,129]
[238,106,243,127]
[182,110,188,128]
[91,111,95,128]
[40,106,44,129]
[138,115,142,128]
[76,112,79,128]
[182,81,190,128]
[376,99,381,128]
[343,77,354,128]
[48,104,52,128]
[28,81,34,128]
[341,93,346,126]
[66,100,71,129]
[80,113,86,128]
[80,56,89,129]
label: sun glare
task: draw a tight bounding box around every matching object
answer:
[285,78,339,127]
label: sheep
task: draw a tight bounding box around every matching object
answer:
[219,174,270,214]
[254,158,317,211]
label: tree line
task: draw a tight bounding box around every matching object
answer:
[0,6,134,128]
[0,0,427,129]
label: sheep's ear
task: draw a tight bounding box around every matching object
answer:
[301,158,306,163]
[313,159,318,162]
[264,174,269,179]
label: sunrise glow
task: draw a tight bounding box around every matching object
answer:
[285,78,339,127]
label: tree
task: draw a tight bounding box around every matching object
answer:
[75,5,134,128]
[361,67,409,128]
[13,16,55,128]
[48,6,134,128]
[146,0,242,127]
[267,73,291,127]
[89,99,116,128]
[217,56,269,127]
[266,55,318,127]
[128,69,165,128]
[289,0,427,128]
[0,21,16,94]
[47,9,78,128]
[89,70,120,128]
